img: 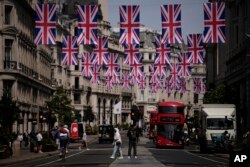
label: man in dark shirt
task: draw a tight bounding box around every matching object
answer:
[127,125,139,159]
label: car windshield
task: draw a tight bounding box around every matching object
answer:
[207,118,234,130]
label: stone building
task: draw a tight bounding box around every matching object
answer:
[205,0,250,136]
[0,0,53,133]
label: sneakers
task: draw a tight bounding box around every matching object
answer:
[135,156,138,159]
[118,156,123,159]
[86,148,90,151]
[39,151,43,153]
[128,156,131,159]
[110,156,115,159]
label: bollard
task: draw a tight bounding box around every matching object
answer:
[13,140,20,157]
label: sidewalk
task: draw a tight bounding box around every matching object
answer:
[110,136,165,167]
[0,135,98,166]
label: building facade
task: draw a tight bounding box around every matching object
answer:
[0,0,53,133]
[206,0,250,136]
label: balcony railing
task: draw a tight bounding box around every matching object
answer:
[4,60,17,70]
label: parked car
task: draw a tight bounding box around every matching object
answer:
[98,125,114,143]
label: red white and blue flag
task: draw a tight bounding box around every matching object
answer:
[105,53,119,77]
[35,3,57,45]
[105,76,114,89]
[187,34,204,64]
[124,44,140,65]
[203,2,226,43]
[89,64,101,84]
[129,54,143,84]
[81,52,95,77]
[178,52,191,77]
[154,35,172,65]
[165,76,172,94]
[137,74,147,90]
[121,73,131,90]
[169,63,180,90]
[161,4,182,44]
[77,5,98,45]
[93,35,109,65]
[193,77,202,93]
[62,35,78,66]
[179,77,186,94]
[119,5,140,45]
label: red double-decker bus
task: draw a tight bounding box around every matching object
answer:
[148,110,157,139]
[155,101,186,148]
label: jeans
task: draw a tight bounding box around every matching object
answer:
[111,144,123,157]
[128,140,137,156]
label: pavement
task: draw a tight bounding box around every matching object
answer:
[110,135,165,167]
[0,134,98,166]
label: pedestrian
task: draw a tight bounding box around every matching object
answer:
[36,131,43,153]
[58,124,70,157]
[17,133,23,148]
[110,127,123,159]
[127,125,139,159]
[81,132,90,150]
[23,130,29,147]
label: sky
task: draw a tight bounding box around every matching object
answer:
[108,0,208,43]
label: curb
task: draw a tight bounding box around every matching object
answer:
[0,135,98,166]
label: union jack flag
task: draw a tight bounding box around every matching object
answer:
[77,5,98,45]
[161,4,182,44]
[154,35,172,65]
[81,52,95,77]
[178,52,191,77]
[165,76,173,94]
[203,2,226,43]
[201,79,207,94]
[111,69,121,84]
[129,55,143,84]
[149,65,163,91]
[169,63,180,90]
[121,73,131,90]
[89,64,101,84]
[62,35,78,66]
[179,77,186,94]
[35,3,57,45]
[137,74,147,90]
[124,44,140,65]
[187,34,204,64]
[105,53,119,77]
[119,5,140,45]
[93,35,109,65]
[193,78,202,93]
[105,76,114,89]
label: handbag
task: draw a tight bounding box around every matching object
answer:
[116,141,121,146]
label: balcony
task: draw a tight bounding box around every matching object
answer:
[4,60,18,70]
[72,85,84,92]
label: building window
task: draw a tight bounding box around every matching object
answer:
[149,53,152,60]
[75,65,79,71]
[140,90,144,101]
[75,77,79,89]
[4,39,13,68]
[5,5,12,25]
[74,93,81,104]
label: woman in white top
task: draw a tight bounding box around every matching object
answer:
[110,128,123,159]
[36,131,43,153]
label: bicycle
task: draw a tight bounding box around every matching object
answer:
[59,140,68,161]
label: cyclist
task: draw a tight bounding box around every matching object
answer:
[59,125,70,158]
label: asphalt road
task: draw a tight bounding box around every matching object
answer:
[5,131,229,167]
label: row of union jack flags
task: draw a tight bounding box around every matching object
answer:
[34,2,225,45]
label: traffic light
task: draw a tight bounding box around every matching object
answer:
[39,112,44,123]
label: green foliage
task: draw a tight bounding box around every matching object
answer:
[203,83,234,104]
[0,90,20,134]
[46,87,74,126]
[84,106,95,123]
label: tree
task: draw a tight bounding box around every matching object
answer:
[46,87,74,126]
[203,83,234,104]
[83,106,95,124]
[0,90,20,134]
